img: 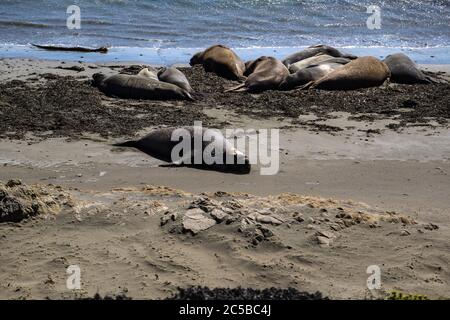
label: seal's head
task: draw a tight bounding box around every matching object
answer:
[190,52,203,66]
[92,73,106,87]
[244,56,269,76]
[278,76,296,91]
[157,66,167,77]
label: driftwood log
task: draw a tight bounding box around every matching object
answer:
[32,44,108,53]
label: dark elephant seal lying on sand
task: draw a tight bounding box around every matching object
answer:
[282,44,357,67]
[92,73,194,100]
[383,53,440,84]
[302,56,390,90]
[158,67,193,93]
[190,44,246,81]
[113,127,251,174]
[225,56,289,92]
[279,62,345,90]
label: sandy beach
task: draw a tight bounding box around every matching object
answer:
[0,58,449,300]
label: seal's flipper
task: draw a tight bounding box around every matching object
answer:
[184,91,195,101]
[298,81,315,90]
[425,75,448,84]
[224,83,247,93]
[380,77,391,88]
[237,75,247,83]
[422,70,448,84]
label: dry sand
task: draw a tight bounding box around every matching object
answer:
[0,58,449,299]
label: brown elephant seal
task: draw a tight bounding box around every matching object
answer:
[190,44,246,81]
[289,55,351,73]
[226,56,289,92]
[302,56,390,90]
[383,53,439,84]
[158,67,193,93]
[113,126,250,174]
[279,63,345,90]
[282,44,357,67]
[92,73,194,100]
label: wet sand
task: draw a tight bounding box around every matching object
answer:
[0,58,449,299]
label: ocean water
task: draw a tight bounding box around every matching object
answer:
[0,0,449,64]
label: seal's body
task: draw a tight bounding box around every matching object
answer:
[92,73,193,100]
[383,53,432,84]
[279,63,345,90]
[158,67,193,93]
[282,44,357,67]
[226,56,289,92]
[190,45,246,81]
[113,127,251,174]
[304,56,390,90]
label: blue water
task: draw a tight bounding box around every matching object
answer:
[1,0,449,64]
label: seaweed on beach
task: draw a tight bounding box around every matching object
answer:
[0,75,215,140]
[167,286,328,300]
[0,66,449,140]
[181,65,450,129]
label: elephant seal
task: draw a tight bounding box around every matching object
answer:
[282,44,357,67]
[190,44,246,81]
[383,53,437,84]
[158,67,193,93]
[226,56,289,92]
[113,126,251,174]
[137,67,159,81]
[289,55,351,73]
[92,73,194,100]
[279,63,345,90]
[302,56,390,90]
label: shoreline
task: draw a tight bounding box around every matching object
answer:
[2,44,450,65]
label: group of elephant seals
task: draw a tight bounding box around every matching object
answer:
[158,67,193,93]
[282,44,357,67]
[302,56,391,90]
[92,72,194,101]
[93,45,440,101]
[190,44,246,81]
[113,127,251,174]
[383,53,437,84]
[226,56,289,92]
[189,44,398,93]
